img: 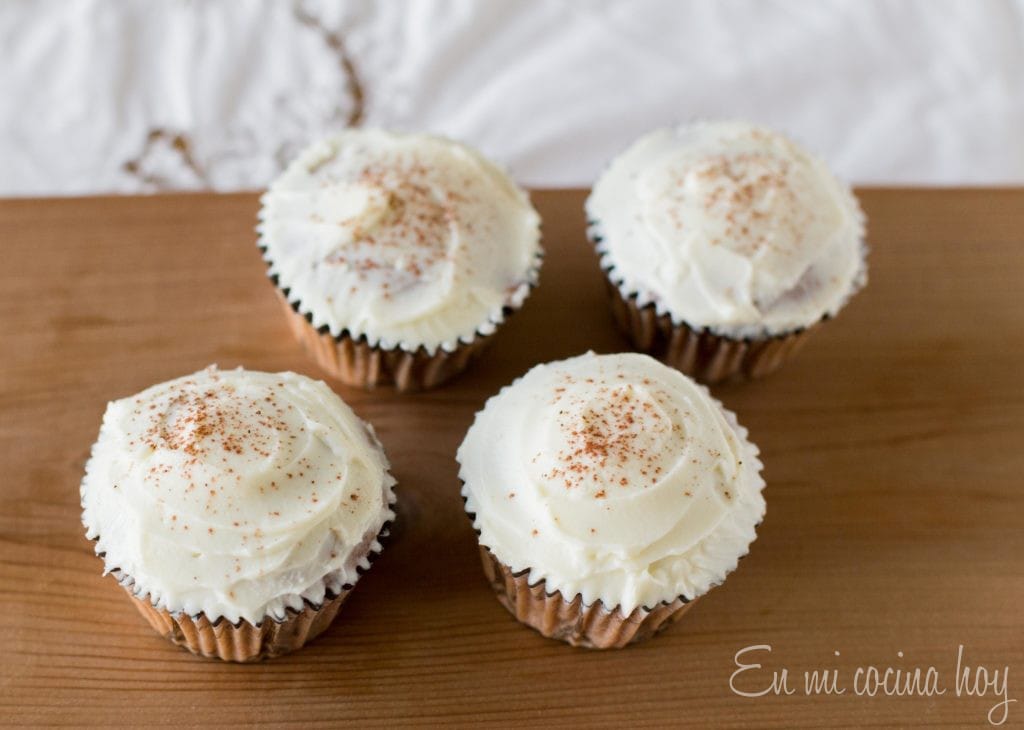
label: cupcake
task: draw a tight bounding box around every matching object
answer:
[586,121,867,383]
[457,352,765,648]
[80,366,396,661]
[259,130,542,392]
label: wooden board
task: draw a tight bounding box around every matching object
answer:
[1,189,1022,728]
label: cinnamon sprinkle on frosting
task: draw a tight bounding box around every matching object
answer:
[80,366,397,625]
[458,352,767,612]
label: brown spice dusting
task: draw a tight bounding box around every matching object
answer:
[543,372,670,495]
[322,164,473,294]
[682,146,807,258]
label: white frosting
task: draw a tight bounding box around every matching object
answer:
[587,121,866,338]
[259,130,542,354]
[458,352,765,613]
[81,366,396,625]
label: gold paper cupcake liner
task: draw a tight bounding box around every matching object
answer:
[604,278,816,384]
[277,292,492,392]
[129,587,349,662]
[99,514,393,662]
[478,546,697,649]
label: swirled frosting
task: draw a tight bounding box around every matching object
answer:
[259,130,542,354]
[458,352,765,613]
[587,121,866,338]
[81,366,396,625]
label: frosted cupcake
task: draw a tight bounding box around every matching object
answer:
[586,121,866,383]
[457,352,765,648]
[259,130,542,392]
[81,366,396,661]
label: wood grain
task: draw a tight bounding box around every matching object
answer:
[1,189,1022,728]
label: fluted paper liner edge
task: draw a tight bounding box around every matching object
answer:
[278,292,494,392]
[478,546,697,649]
[263,233,543,392]
[129,585,350,662]
[604,278,817,383]
[104,512,393,662]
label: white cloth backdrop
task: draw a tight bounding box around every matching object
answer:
[1,0,1022,196]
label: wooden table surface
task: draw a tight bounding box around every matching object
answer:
[1,189,1022,728]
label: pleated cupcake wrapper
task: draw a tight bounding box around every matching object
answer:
[276,291,493,392]
[98,518,393,663]
[261,241,543,393]
[462,484,703,650]
[478,546,696,649]
[129,584,350,662]
[604,277,817,384]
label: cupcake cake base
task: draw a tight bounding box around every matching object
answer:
[278,292,492,392]
[130,588,350,662]
[479,546,696,650]
[605,280,816,384]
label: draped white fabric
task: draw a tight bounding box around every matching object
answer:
[1,0,1022,195]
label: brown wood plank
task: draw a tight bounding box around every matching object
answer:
[1,189,1022,728]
